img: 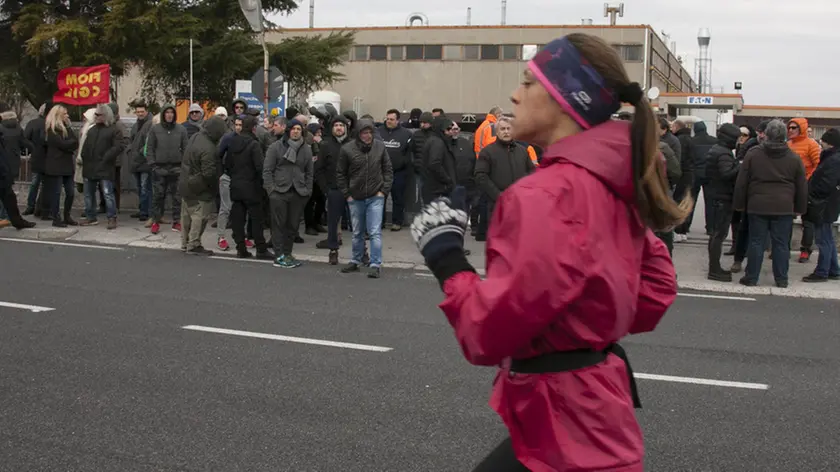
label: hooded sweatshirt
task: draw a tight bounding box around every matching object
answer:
[146,104,188,167]
[0,111,34,181]
[336,118,393,200]
[129,109,154,174]
[690,121,718,178]
[182,103,205,139]
[787,117,821,179]
[704,123,741,201]
[179,116,227,201]
[422,116,458,197]
[315,116,350,191]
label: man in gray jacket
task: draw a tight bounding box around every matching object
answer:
[146,103,188,234]
[337,118,393,278]
[263,119,314,268]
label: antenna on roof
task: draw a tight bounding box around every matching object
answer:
[603,3,624,26]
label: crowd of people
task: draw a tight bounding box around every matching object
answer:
[655,116,840,286]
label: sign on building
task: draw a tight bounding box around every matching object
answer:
[687,96,714,105]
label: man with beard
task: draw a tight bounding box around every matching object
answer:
[314,115,351,265]
[182,103,204,139]
[146,104,189,234]
[379,109,413,231]
[129,101,154,224]
[225,115,274,260]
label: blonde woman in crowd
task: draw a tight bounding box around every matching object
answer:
[44,105,79,227]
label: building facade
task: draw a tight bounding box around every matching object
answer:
[269,24,697,117]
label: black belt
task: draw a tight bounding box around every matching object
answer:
[508,344,642,409]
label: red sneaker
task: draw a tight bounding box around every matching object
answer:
[245,239,254,249]
[172,222,182,232]
[150,222,161,235]
[217,237,230,251]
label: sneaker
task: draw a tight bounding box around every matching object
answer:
[273,255,299,268]
[0,219,10,228]
[106,218,117,230]
[172,222,182,232]
[328,250,338,265]
[802,273,828,283]
[367,267,381,279]
[798,251,810,263]
[286,255,303,268]
[150,222,161,234]
[341,262,360,273]
[390,224,402,232]
[13,220,36,230]
[255,249,275,260]
[739,277,758,287]
[316,239,330,249]
[245,239,254,249]
[217,237,230,251]
[776,280,789,289]
[187,246,213,256]
[144,218,154,228]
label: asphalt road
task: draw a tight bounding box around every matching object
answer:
[1,239,839,472]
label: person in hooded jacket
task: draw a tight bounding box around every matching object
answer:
[451,122,478,220]
[686,121,719,236]
[129,102,154,223]
[314,115,351,265]
[23,102,53,218]
[44,105,79,228]
[226,115,274,260]
[409,34,683,472]
[303,122,327,236]
[79,104,125,229]
[146,104,188,234]
[178,116,227,255]
[704,123,741,282]
[410,112,434,202]
[0,112,35,229]
[671,120,694,240]
[379,109,413,231]
[802,128,840,283]
[733,120,808,288]
[422,116,458,205]
[0,110,34,224]
[474,116,535,240]
[788,117,822,262]
[182,103,204,139]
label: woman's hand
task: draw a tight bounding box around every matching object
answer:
[410,197,468,263]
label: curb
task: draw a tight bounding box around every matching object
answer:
[676,280,840,300]
[0,227,79,241]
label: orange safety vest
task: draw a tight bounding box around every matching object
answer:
[474,115,498,157]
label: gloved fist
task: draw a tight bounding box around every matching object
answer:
[411,197,469,263]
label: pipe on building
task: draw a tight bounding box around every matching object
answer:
[501,0,507,25]
[467,7,471,25]
[642,28,649,91]
[308,0,314,28]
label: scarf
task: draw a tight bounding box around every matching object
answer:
[283,137,304,163]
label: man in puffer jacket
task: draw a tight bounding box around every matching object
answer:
[146,103,189,233]
[688,121,723,236]
[705,123,741,282]
[178,116,227,255]
[421,116,458,205]
[788,117,822,261]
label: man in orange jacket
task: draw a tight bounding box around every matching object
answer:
[788,117,821,261]
[474,106,502,157]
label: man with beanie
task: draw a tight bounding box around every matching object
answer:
[803,128,840,282]
[705,123,742,282]
[337,118,393,278]
[225,115,274,260]
[410,111,434,202]
[314,115,350,265]
[129,101,154,224]
[263,119,314,268]
[79,104,125,229]
[733,120,808,287]
[146,104,189,234]
[422,116,458,205]
[787,117,822,262]
[178,116,227,255]
[182,103,204,139]
[379,109,413,231]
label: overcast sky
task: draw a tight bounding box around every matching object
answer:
[268,0,840,107]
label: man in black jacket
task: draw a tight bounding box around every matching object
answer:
[0,113,35,229]
[226,115,274,260]
[803,128,840,282]
[410,112,434,203]
[23,102,53,218]
[687,121,723,236]
[314,115,351,264]
[705,123,741,282]
[79,104,125,229]
[474,116,535,240]
[422,116,458,205]
[659,118,681,166]
[380,109,413,231]
[672,120,694,240]
[129,102,154,224]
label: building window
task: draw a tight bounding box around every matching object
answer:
[443,45,461,60]
[521,44,538,60]
[389,46,404,60]
[424,45,443,60]
[353,45,368,61]
[368,45,387,61]
[481,44,500,60]
[614,44,643,62]
[464,45,479,60]
[406,45,424,60]
[502,45,519,60]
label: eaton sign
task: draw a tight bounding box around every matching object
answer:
[687,96,714,105]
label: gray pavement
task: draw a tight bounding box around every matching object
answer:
[1,240,839,471]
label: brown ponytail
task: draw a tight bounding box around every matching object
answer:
[566,33,690,231]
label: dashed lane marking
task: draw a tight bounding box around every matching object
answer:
[635,373,769,390]
[0,238,124,251]
[181,325,393,352]
[0,301,55,313]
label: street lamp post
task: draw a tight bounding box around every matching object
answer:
[238,0,269,112]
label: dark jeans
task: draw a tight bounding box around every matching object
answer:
[800,220,815,253]
[708,200,733,273]
[26,172,50,215]
[814,222,840,278]
[134,172,152,218]
[733,212,751,263]
[476,194,494,238]
[47,175,75,221]
[326,188,345,250]
[677,177,711,235]
[231,199,268,252]
[1,186,27,226]
[656,231,674,257]
[303,184,326,229]
[269,190,306,256]
[389,169,408,225]
[471,438,528,472]
[151,167,181,223]
[744,214,793,284]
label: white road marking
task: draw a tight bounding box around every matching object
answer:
[677,292,756,301]
[209,255,271,264]
[0,301,55,313]
[635,373,768,390]
[416,272,434,278]
[0,238,123,251]
[182,325,393,352]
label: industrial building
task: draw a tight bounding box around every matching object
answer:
[268,21,697,117]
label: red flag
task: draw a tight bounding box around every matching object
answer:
[53,65,111,106]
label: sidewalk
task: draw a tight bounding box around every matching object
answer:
[3,212,839,300]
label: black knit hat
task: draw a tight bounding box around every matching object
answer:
[756,120,771,133]
[821,128,840,148]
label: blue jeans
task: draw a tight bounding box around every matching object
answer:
[814,222,840,278]
[744,214,793,284]
[134,172,152,218]
[349,196,384,267]
[84,179,116,220]
[26,172,42,211]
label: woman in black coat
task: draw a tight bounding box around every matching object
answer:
[44,105,79,227]
[803,128,840,282]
